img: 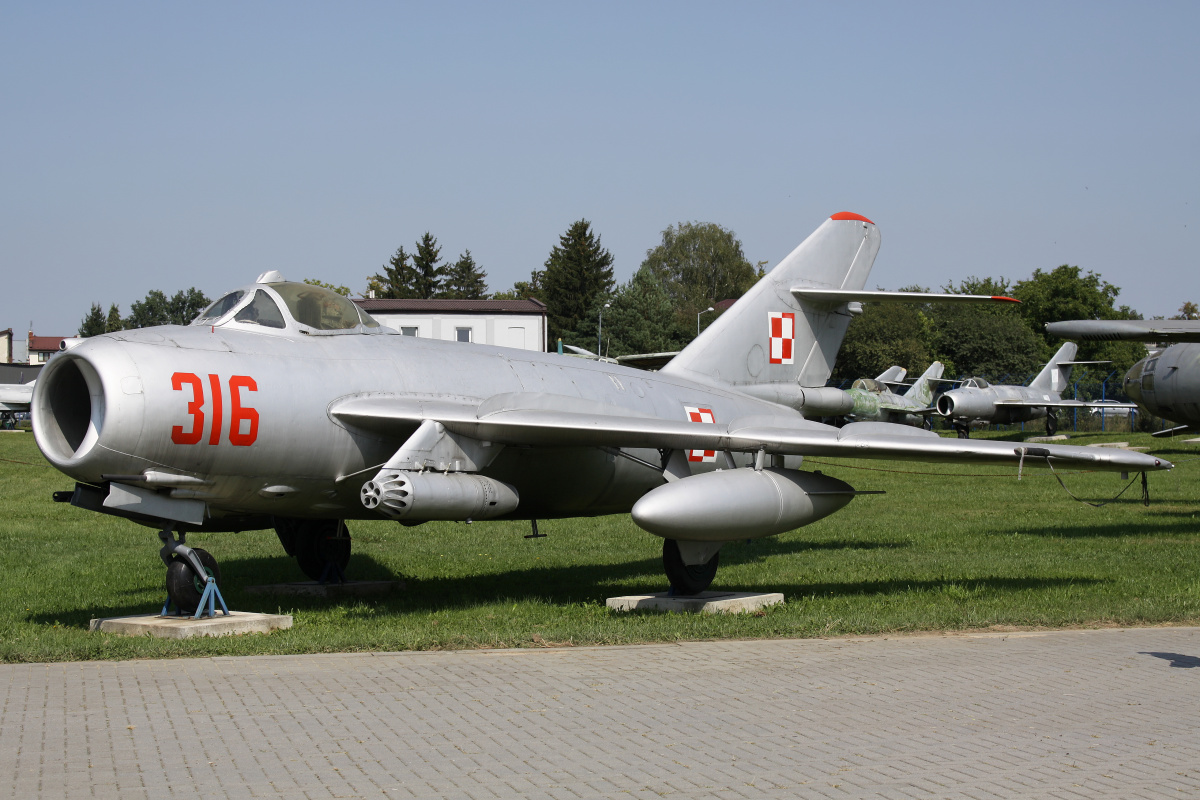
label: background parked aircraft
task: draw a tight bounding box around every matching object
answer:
[31,214,1167,610]
[1046,319,1200,436]
[934,342,1135,437]
[843,363,943,428]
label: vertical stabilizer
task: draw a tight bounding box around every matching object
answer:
[903,361,944,406]
[661,213,880,388]
[875,366,907,383]
[1029,342,1079,393]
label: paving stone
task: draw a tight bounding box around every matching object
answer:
[3,628,1200,797]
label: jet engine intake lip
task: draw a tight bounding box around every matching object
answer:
[33,354,106,465]
[935,394,954,417]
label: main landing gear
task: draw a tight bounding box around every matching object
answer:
[662,539,721,595]
[1046,411,1059,436]
[274,518,352,582]
[954,424,970,439]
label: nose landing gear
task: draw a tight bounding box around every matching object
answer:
[159,527,228,617]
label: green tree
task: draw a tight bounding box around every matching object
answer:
[105,304,123,332]
[541,220,615,347]
[125,288,210,329]
[368,246,417,299]
[833,302,934,381]
[492,269,545,302]
[599,269,690,356]
[439,250,489,299]
[1172,301,1199,320]
[303,278,352,296]
[1015,264,1145,378]
[78,303,106,337]
[410,232,445,299]
[640,222,757,333]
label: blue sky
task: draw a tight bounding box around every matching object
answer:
[3,1,1196,337]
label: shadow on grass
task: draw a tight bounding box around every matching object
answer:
[30,539,1101,624]
[1011,517,1200,538]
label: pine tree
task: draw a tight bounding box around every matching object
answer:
[79,303,106,337]
[410,232,445,299]
[105,304,123,332]
[368,246,419,299]
[440,250,489,299]
[541,220,615,347]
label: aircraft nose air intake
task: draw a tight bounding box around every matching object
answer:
[33,354,106,465]
[936,395,955,416]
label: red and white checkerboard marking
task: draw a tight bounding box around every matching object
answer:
[684,406,717,462]
[769,311,794,365]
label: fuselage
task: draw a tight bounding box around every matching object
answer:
[1124,343,1200,425]
[935,381,1052,425]
[33,325,801,524]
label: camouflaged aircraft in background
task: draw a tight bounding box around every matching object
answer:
[844,362,944,429]
[934,342,1136,438]
[1046,318,1200,437]
[31,213,1169,611]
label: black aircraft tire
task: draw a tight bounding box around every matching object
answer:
[294,520,352,581]
[662,539,719,596]
[956,426,970,439]
[1046,414,1058,436]
[165,548,221,613]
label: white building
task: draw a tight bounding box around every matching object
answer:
[353,298,548,352]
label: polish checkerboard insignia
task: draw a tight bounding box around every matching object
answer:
[769,311,794,365]
[684,406,717,462]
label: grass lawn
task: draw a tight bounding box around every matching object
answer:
[1,429,1198,662]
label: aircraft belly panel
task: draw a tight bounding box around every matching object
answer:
[482,446,662,518]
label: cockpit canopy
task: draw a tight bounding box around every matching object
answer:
[962,377,989,389]
[851,378,888,394]
[193,278,384,335]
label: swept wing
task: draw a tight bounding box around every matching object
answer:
[332,393,1167,472]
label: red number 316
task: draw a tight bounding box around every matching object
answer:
[171,372,259,446]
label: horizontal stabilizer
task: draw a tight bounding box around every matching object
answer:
[792,289,1019,305]
[1152,424,1200,438]
[1047,319,1200,343]
[616,352,679,371]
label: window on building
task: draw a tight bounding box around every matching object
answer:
[401,327,418,337]
[456,327,472,343]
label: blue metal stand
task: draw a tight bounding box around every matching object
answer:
[161,577,231,620]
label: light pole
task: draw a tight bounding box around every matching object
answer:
[697,306,715,336]
[598,303,610,358]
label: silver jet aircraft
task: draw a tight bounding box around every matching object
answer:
[32,213,1169,610]
[934,342,1135,437]
[845,362,944,428]
[1045,319,1200,436]
[0,381,34,429]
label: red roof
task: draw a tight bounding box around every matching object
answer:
[354,298,546,314]
[29,336,68,352]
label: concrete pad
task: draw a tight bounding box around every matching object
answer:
[1181,437,1200,444]
[89,611,292,639]
[243,580,404,597]
[606,591,783,614]
[1088,441,1130,448]
[1025,435,1069,442]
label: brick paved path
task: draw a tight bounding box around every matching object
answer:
[2,628,1199,798]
